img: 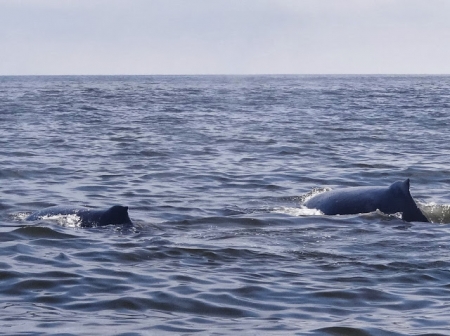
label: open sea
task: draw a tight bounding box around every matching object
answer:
[1,75,450,335]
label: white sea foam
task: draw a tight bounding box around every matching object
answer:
[419,202,450,224]
[34,214,82,227]
[272,206,323,217]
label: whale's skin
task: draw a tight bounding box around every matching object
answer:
[26,205,133,227]
[304,179,429,222]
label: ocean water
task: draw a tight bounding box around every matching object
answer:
[1,75,450,335]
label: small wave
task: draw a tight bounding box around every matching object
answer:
[11,226,77,240]
[419,203,450,224]
[10,212,30,221]
[314,326,400,336]
[272,206,402,219]
[273,206,404,222]
[20,213,83,228]
[272,206,322,217]
[48,214,83,227]
[0,168,28,179]
[301,187,331,203]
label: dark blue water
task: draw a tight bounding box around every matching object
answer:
[1,75,450,335]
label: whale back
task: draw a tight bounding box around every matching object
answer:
[304,185,387,216]
[304,179,429,223]
[26,205,133,227]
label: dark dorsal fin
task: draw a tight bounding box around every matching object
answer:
[389,179,410,195]
[403,178,410,191]
[99,205,132,226]
[108,205,128,213]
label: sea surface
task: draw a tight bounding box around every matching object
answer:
[1,75,450,335]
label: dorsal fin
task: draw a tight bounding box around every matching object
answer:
[107,205,128,214]
[401,178,410,192]
[100,205,132,226]
[389,179,410,194]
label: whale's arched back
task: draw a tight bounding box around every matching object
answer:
[304,179,429,223]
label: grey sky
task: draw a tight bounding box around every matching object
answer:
[1,0,449,75]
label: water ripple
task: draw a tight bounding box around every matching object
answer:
[1,75,450,334]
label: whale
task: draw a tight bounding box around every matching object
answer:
[26,205,133,227]
[304,179,429,222]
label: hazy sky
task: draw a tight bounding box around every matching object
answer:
[1,0,449,75]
